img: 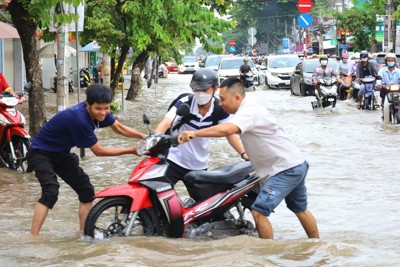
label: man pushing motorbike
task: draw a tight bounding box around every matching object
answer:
[27,84,146,236]
[178,77,319,240]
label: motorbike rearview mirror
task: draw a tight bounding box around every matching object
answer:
[142,114,152,134]
[176,103,190,117]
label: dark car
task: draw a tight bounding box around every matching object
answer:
[290,59,339,96]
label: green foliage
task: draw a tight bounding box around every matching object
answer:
[82,0,234,66]
[110,100,120,114]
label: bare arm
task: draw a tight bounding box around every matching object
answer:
[179,122,240,142]
[111,119,147,139]
[154,116,173,133]
[89,141,137,157]
[226,134,249,160]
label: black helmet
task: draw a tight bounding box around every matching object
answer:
[360,50,369,58]
[190,68,218,90]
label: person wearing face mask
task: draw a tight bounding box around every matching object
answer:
[312,55,340,106]
[154,68,247,190]
[376,53,400,108]
[356,50,378,108]
[337,53,353,100]
[346,52,361,100]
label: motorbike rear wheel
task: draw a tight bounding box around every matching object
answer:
[84,197,158,240]
[1,136,31,172]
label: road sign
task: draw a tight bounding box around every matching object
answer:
[296,44,304,52]
[229,46,236,53]
[248,36,257,46]
[339,44,348,49]
[248,27,257,36]
[229,40,236,46]
[297,0,312,13]
[297,13,313,29]
[282,38,290,49]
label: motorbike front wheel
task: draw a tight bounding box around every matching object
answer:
[84,197,158,240]
[1,136,31,171]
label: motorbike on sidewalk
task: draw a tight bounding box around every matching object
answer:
[311,77,338,110]
[84,104,260,240]
[80,68,92,88]
[0,92,31,171]
[382,84,400,124]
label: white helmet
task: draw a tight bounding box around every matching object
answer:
[353,52,360,59]
[385,53,396,60]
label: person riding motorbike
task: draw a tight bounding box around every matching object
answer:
[346,52,361,100]
[356,50,378,109]
[0,72,25,101]
[312,55,340,106]
[239,58,253,85]
[338,53,353,100]
[376,53,400,108]
[154,68,247,194]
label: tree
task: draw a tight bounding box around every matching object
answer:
[8,0,80,137]
[82,0,234,100]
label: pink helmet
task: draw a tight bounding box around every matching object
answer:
[342,53,349,59]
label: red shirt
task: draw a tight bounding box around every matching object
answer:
[0,73,10,93]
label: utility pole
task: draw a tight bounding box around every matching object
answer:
[384,0,393,52]
[56,3,68,112]
[319,9,324,54]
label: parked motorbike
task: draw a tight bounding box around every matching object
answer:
[382,84,400,124]
[361,76,377,110]
[84,104,260,240]
[53,75,74,93]
[80,68,92,88]
[311,77,338,110]
[0,92,31,171]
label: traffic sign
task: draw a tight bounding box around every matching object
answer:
[282,38,290,49]
[248,36,257,46]
[339,44,348,49]
[229,40,236,46]
[296,44,304,52]
[297,0,312,13]
[297,13,313,28]
[229,46,236,53]
[248,27,257,36]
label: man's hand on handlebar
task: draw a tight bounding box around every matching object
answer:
[178,131,195,144]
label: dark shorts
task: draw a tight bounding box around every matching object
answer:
[165,160,206,186]
[251,161,309,217]
[27,150,94,209]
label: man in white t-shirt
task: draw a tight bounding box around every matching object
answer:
[178,77,319,240]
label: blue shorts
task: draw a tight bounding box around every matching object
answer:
[251,161,309,216]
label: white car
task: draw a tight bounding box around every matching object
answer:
[178,56,200,74]
[217,57,258,85]
[258,55,300,89]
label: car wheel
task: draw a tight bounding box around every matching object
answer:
[300,83,306,96]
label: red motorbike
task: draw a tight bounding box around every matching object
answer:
[0,92,31,171]
[84,105,260,240]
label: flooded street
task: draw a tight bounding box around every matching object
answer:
[0,73,399,267]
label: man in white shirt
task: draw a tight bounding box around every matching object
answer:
[178,77,319,240]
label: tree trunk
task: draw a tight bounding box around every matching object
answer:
[126,51,148,101]
[9,1,46,138]
[110,44,130,92]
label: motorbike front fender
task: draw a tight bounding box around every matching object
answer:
[8,127,30,139]
[94,184,153,211]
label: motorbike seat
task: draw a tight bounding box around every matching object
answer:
[183,161,253,186]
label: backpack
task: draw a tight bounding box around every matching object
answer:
[167,93,224,133]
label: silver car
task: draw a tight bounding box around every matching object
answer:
[258,55,300,89]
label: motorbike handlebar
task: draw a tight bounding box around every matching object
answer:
[169,135,180,147]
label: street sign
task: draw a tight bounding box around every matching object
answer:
[282,38,290,49]
[339,44,348,49]
[229,40,236,46]
[297,0,312,13]
[229,46,236,53]
[297,13,313,29]
[248,27,257,36]
[296,44,304,52]
[248,36,257,46]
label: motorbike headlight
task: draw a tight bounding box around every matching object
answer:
[136,135,163,155]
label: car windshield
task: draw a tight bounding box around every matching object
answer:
[269,57,300,68]
[182,57,197,63]
[304,60,338,73]
[205,57,222,66]
[220,59,254,69]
